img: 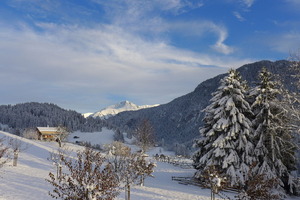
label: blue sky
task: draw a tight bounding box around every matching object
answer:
[0,0,300,113]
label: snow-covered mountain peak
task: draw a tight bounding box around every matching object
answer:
[111,100,138,109]
[90,101,159,119]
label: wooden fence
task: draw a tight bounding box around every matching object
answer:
[172,176,240,200]
[154,154,193,169]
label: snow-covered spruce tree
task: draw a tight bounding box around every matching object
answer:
[193,69,254,187]
[250,67,297,194]
[286,55,300,178]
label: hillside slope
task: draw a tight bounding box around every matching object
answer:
[0,131,228,200]
[107,60,297,147]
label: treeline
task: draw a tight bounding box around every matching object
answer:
[0,102,106,134]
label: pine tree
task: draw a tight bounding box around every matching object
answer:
[193,69,254,186]
[250,67,297,194]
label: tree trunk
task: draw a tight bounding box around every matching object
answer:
[13,152,18,166]
[59,166,62,178]
[57,165,62,178]
[141,175,144,186]
[56,138,62,147]
[271,133,275,162]
[125,184,130,200]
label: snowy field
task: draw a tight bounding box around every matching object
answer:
[0,131,297,200]
[68,128,115,146]
[68,129,176,157]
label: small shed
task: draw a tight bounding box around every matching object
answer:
[37,127,61,141]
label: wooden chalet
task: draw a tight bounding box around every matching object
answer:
[37,127,61,141]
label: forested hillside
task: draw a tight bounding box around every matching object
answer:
[1,60,297,149]
[0,102,105,134]
[107,60,298,149]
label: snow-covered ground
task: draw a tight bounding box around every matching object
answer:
[68,129,175,157]
[0,131,297,200]
[68,128,115,146]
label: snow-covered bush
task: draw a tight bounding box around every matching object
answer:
[236,163,281,200]
[46,147,120,200]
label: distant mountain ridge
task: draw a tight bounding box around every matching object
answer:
[107,60,298,148]
[89,101,159,119]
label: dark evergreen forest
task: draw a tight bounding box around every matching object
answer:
[0,102,106,134]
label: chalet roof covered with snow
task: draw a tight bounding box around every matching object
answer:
[37,127,59,134]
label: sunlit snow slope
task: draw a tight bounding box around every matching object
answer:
[1,131,295,200]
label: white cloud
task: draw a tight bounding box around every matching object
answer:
[0,23,250,112]
[212,42,235,55]
[94,0,203,16]
[7,0,232,55]
[268,32,300,54]
[284,0,300,11]
[92,0,204,36]
[0,0,253,111]
[114,0,234,55]
[241,0,255,8]
[208,24,235,55]
[285,0,300,5]
[166,20,235,55]
[233,11,245,21]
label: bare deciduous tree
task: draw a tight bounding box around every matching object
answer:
[0,137,9,168]
[134,119,155,152]
[8,138,28,167]
[104,141,131,181]
[237,163,281,200]
[105,142,155,200]
[105,141,136,200]
[134,152,156,187]
[48,148,70,179]
[46,147,120,200]
[22,128,39,140]
[56,126,69,147]
[117,152,155,200]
